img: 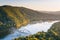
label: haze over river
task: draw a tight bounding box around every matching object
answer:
[1,20,59,40]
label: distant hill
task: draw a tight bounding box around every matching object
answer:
[19,7,60,22]
[41,11,60,15]
[0,5,60,38]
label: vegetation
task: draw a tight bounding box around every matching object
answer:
[19,7,60,23]
[14,22,60,40]
[0,6,29,38]
[0,5,60,38]
[48,22,60,37]
[14,31,60,40]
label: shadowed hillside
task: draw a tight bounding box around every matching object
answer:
[0,5,60,38]
[0,5,29,38]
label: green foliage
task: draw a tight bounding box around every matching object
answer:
[14,31,60,40]
[0,8,16,38]
[0,6,29,38]
[14,22,60,40]
[0,5,60,39]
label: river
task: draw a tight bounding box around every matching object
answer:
[1,21,59,40]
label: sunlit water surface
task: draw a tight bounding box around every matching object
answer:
[1,21,59,40]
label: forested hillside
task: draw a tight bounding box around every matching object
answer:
[0,5,60,38]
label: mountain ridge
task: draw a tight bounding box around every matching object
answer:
[0,5,60,38]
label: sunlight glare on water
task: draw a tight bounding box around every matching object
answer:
[2,21,59,40]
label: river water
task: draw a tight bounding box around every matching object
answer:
[1,21,59,40]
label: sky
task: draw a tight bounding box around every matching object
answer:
[0,0,60,11]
